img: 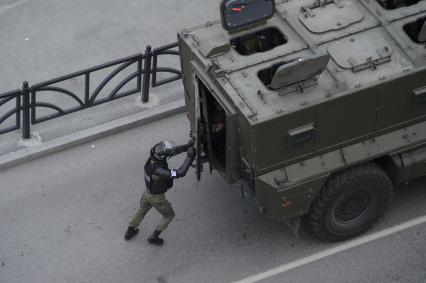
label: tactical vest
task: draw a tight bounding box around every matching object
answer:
[144,159,173,195]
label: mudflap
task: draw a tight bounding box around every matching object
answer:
[284,217,301,238]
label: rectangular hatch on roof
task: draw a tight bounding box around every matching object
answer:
[220,0,275,32]
[299,0,364,34]
[404,16,426,43]
[327,33,393,72]
[377,0,423,10]
[257,54,330,94]
[230,27,287,56]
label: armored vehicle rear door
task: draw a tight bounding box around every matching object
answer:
[194,76,214,181]
[192,68,240,183]
[193,78,203,181]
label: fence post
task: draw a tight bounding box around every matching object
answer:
[22,81,31,139]
[142,45,152,103]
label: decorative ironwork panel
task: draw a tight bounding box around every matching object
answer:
[0,90,21,135]
[152,43,182,87]
[0,42,183,139]
[30,54,144,124]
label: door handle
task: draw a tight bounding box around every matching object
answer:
[413,86,426,105]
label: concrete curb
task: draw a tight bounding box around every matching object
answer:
[0,99,186,171]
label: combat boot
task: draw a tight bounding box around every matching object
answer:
[124,226,139,241]
[147,229,164,245]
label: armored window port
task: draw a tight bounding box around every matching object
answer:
[413,86,426,105]
[230,27,287,56]
[403,16,426,43]
[288,124,315,147]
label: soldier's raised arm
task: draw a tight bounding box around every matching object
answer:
[171,146,196,179]
[165,139,195,156]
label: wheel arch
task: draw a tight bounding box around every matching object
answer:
[373,155,400,185]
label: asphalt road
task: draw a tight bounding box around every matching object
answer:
[1,114,425,283]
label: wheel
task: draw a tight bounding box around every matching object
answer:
[308,163,393,242]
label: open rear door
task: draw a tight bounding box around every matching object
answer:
[200,84,214,174]
[194,77,203,181]
[193,76,214,181]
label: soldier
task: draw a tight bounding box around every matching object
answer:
[125,140,196,245]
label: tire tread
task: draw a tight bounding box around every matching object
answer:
[309,163,393,242]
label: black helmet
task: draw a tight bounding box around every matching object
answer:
[150,141,175,161]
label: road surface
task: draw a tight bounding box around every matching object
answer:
[1,114,425,282]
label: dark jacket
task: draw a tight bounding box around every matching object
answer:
[144,157,173,195]
[144,146,196,195]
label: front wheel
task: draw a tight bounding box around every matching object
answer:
[308,163,393,242]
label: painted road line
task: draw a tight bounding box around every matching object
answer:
[234,215,426,283]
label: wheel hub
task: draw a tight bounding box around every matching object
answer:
[335,191,370,223]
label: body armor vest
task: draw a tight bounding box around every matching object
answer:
[144,158,173,195]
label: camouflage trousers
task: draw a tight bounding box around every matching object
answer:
[129,190,175,232]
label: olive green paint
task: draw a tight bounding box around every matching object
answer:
[178,0,426,222]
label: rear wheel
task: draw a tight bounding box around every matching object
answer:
[308,163,393,241]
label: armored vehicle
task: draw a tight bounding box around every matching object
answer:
[178,0,426,241]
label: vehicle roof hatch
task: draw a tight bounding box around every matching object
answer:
[327,33,393,72]
[299,0,364,34]
[418,21,426,42]
[269,54,330,91]
[220,0,275,32]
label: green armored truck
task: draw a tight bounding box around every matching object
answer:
[178,0,426,241]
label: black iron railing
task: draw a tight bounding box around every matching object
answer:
[30,53,144,125]
[0,43,182,139]
[0,89,21,135]
[152,43,181,87]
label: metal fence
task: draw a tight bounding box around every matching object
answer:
[0,89,21,135]
[0,43,182,139]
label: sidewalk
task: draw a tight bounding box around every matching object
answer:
[0,0,220,166]
[0,97,186,170]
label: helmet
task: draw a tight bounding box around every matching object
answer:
[150,141,175,161]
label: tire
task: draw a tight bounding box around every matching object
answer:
[308,163,393,242]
